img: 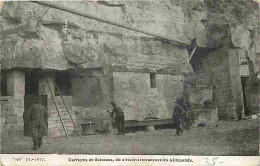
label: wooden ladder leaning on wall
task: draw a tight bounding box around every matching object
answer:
[45,78,81,139]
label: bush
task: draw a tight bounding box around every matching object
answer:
[204,0,259,25]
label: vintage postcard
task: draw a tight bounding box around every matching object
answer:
[0,0,259,165]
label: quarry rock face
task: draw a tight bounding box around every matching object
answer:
[1,1,258,72]
[0,1,202,135]
[0,1,206,71]
[1,1,259,136]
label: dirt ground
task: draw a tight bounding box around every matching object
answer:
[1,119,259,155]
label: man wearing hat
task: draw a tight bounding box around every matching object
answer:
[111,102,125,135]
[23,100,48,150]
[172,97,184,136]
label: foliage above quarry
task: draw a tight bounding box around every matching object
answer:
[204,0,259,25]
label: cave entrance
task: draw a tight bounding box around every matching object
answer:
[241,76,249,116]
[25,70,40,96]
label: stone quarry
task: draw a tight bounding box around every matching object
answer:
[0,0,259,136]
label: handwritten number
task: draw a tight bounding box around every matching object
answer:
[204,157,220,166]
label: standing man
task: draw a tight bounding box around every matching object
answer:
[172,97,184,136]
[23,100,48,150]
[111,102,125,135]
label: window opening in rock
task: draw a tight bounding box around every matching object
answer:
[1,70,7,96]
[150,73,157,88]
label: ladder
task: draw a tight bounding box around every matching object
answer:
[46,78,81,138]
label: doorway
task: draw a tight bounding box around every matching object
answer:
[25,70,40,95]
[241,77,249,116]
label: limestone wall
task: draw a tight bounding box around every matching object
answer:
[228,48,245,117]
[1,70,25,135]
[1,97,23,135]
[48,96,77,137]
[193,108,218,127]
[1,95,77,137]
[113,72,183,120]
[191,48,238,118]
[0,1,212,135]
[72,106,112,133]
[70,68,112,108]
[0,1,197,71]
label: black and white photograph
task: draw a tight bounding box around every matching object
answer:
[0,0,259,165]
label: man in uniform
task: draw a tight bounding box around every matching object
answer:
[111,102,125,135]
[172,97,184,136]
[23,101,48,150]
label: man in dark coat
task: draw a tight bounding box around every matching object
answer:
[172,97,184,136]
[23,102,48,150]
[111,102,125,135]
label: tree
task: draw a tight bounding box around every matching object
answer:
[204,0,259,25]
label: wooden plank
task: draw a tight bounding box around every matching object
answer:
[189,45,197,62]
[125,119,174,127]
[125,109,203,128]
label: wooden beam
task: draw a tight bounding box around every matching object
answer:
[189,45,197,62]
[125,119,174,127]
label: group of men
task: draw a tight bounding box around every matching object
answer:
[24,98,188,150]
[23,101,126,150]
